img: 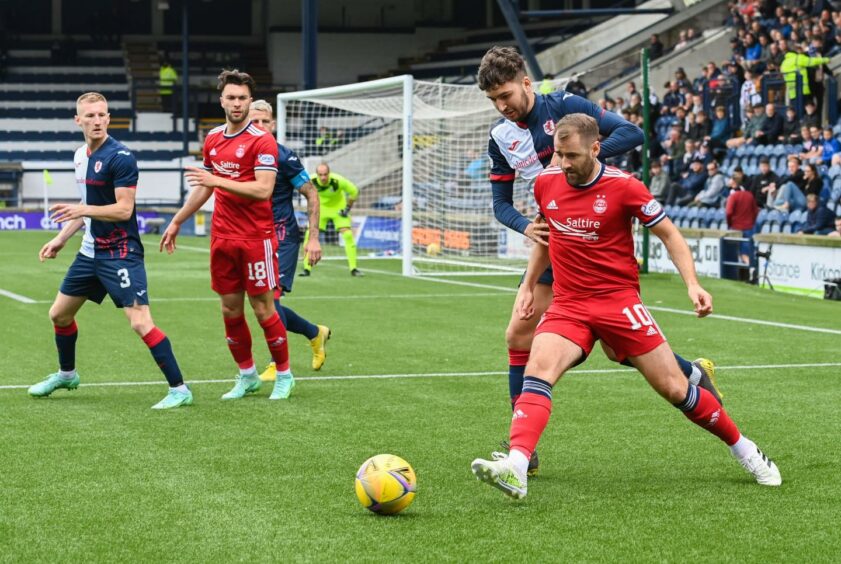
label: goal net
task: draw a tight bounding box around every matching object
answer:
[276,75,537,277]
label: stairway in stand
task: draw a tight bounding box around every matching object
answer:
[125,42,162,112]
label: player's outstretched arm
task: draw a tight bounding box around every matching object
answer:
[49,187,135,225]
[516,241,551,320]
[650,218,713,317]
[299,181,322,265]
[160,185,213,254]
[184,167,276,200]
[39,217,85,262]
[491,182,549,245]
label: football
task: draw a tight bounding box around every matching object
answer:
[355,454,417,515]
[426,242,442,256]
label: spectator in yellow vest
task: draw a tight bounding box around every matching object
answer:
[538,73,555,95]
[159,57,178,112]
[780,43,829,103]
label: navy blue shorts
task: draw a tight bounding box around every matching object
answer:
[518,265,554,288]
[275,221,301,294]
[60,253,150,308]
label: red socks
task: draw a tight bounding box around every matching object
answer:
[223,315,254,369]
[259,312,290,372]
[509,377,554,459]
[675,384,741,446]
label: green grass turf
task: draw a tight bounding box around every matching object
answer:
[0,231,839,562]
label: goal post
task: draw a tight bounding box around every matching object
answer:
[276,75,532,277]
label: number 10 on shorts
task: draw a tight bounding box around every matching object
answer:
[247,261,267,281]
[622,303,656,331]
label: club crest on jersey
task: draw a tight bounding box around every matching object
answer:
[209,147,218,156]
[543,120,556,136]
[94,161,103,173]
[235,145,246,158]
[641,199,663,216]
[593,194,608,214]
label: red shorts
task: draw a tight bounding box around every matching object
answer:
[210,236,278,296]
[534,289,667,362]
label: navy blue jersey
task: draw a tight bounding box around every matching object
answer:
[73,136,142,259]
[271,143,310,229]
[487,91,644,235]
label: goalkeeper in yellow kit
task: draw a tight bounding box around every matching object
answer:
[301,163,363,277]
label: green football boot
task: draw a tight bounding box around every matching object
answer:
[28,372,80,397]
[221,373,261,400]
[151,387,194,410]
[269,372,295,400]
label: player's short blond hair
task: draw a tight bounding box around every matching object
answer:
[76,92,108,109]
[250,99,273,116]
[555,113,599,145]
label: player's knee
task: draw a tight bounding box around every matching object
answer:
[220,303,243,318]
[129,317,154,336]
[655,377,689,404]
[505,322,532,350]
[250,299,275,322]
[48,305,72,327]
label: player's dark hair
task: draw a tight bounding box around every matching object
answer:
[217,69,256,97]
[555,113,599,145]
[477,46,525,91]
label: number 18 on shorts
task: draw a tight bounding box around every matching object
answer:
[210,237,278,296]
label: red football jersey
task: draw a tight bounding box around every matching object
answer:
[202,122,279,240]
[533,163,666,296]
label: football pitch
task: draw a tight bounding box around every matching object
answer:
[1,231,839,562]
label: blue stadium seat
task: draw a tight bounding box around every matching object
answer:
[755,144,772,157]
[769,222,782,233]
[771,144,787,156]
[781,222,793,234]
[702,208,717,227]
[760,222,772,234]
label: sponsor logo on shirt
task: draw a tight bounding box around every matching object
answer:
[258,153,276,166]
[546,199,558,210]
[593,194,608,214]
[508,140,521,151]
[213,161,242,178]
[210,148,218,156]
[94,160,103,173]
[641,199,662,216]
[117,150,131,156]
[235,145,246,158]
[549,216,600,241]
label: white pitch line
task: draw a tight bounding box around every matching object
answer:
[173,244,209,253]
[362,267,841,336]
[140,249,841,335]
[2,362,839,391]
[0,288,36,304]
[648,306,841,336]
[28,291,513,304]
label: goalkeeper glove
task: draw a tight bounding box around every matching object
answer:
[338,207,350,218]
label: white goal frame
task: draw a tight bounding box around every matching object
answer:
[277,75,415,276]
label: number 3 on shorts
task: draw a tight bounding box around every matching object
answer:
[247,261,267,281]
[117,268,131,288]
[622,303,653,330]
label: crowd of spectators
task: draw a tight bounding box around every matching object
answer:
[589,0,841,242]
